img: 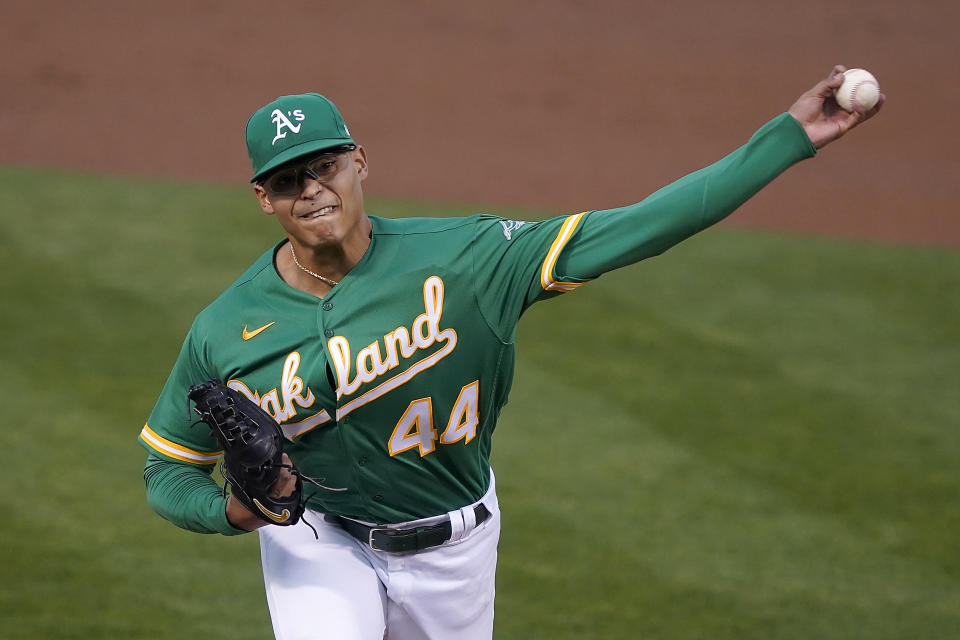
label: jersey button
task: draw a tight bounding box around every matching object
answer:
[358,456,367,466]
[373,494,384,502]
[322,302,333,311]
[323,329,335,338]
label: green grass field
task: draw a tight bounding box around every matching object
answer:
[1,165,958,639]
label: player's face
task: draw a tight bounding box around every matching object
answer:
[254,146,369,250]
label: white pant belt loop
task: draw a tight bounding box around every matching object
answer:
[460,503,477,533]
[447,508,466,542]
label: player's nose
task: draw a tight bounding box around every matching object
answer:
[300,175,324,198]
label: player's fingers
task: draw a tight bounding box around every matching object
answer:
[824,66,846,91]
[807,67,845,101]
[270,473,297,497]
[270,453,298,497]
[849,92,885,126]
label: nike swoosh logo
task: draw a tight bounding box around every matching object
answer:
[253,498,292,523]
[242,322,276,341]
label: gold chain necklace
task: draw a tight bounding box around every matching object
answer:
[289,244,339,287]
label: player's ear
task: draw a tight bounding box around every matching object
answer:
[253,184,276,215]
[352,145,369,181]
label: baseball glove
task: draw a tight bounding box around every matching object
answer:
[187,380,305,526]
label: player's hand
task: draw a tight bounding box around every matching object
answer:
[270,453,298,498]
[225,454,298,531]
[787,64,885,150]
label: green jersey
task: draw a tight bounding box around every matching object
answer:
[141,113,815,532]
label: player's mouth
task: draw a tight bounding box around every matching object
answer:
[299,205,337,220]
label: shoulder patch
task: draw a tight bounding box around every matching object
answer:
[499,219,529,240]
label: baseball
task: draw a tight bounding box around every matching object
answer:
[833,68,880,112]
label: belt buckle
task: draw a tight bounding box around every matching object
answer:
[367,526,390,550]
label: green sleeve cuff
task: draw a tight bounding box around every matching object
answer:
[772,111,818,161]
[210,496,250,537]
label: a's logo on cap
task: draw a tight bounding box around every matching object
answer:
[271,108,306,145]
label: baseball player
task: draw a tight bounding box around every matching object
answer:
[140,66,882,639]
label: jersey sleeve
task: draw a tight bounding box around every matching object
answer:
[471,112,815,340]
[556,112,816,279]
[138,322,223,466]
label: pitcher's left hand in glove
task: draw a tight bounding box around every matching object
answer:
[188,380,305,526]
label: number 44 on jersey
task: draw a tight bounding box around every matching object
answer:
[389,381,479,456]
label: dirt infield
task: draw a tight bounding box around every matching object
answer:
[2,1,957,246]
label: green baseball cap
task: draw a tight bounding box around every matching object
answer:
[245,93,355,183]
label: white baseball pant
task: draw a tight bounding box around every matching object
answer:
[258,473,501,639]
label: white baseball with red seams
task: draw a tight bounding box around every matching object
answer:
[833,68,880,111]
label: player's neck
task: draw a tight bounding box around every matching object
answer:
[279,217,372,297]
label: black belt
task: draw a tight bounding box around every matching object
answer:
[326,504,490,553]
